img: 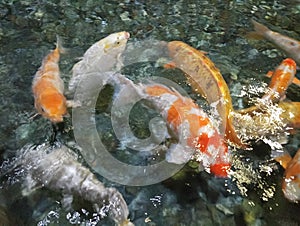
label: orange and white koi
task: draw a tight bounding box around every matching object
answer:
[251,19,300,65]
[262,58,297,103]
[69,31,130,92]
[102,72,230,177]
[166,41,245,148]
[143,84,231,177]
[32,37,67,123]
[236,59,299,130]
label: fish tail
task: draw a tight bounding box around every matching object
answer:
[56,35,67,54]
[251,19,269,36]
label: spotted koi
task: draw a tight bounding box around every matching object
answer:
[143,84,231,177]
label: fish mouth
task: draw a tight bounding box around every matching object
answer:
[124,31,130,39]
[49,115,64,123]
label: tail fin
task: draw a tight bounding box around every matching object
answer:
[56,35,67,54]
[251,19,270,36]
[245,19,269,40]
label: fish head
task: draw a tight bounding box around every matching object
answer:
[282,58,297,70]
[102,31,130,53]
[37,92,67,123]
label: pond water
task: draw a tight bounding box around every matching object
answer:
[1,0,300,225]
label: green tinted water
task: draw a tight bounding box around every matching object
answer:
[1,0,300,225]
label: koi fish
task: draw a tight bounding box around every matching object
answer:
[277,101,300,129]
[20,144,133,226]
[69,31,130,92]
[143,84,231,177]
[97,72,230,177]
[273,149,300,203]
[250,19,300,65]
[262,58,297,103]
[232,100,300,144]
[166,41,245,148]
[236,59,300,130]
[32,37,67,123]
[282,149,300,203]
[266,71,300,87]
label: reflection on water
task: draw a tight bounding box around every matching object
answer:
[1,0,300,225]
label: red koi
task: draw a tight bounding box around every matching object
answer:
[144,84,230,177]
[32,37,67,123]
[166,41,245,148]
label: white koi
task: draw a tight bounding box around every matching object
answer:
[69,31,130,92]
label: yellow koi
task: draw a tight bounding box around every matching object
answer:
[167,41,245,148]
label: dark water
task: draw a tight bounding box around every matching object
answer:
[1,0,300,225]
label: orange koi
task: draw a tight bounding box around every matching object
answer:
[167,41,245,148]
[32,37,67,123]
[250,19,300,65]
[278,101,300,129]
[266,72,300,87]
[144,84,230,177]
[262,58,297,102]
[274,149,300,203]
[282,152,300,203]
